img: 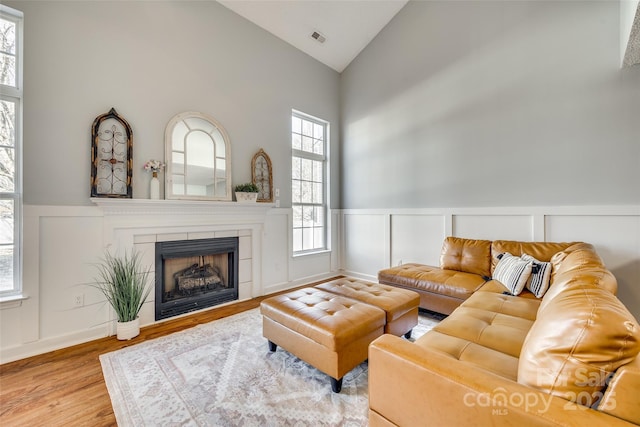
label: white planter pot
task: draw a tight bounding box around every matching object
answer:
[235,192,258,203]
[117,317,140,340]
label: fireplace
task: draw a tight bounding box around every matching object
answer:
[155,237,239,320]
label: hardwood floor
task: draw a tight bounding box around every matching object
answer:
[0,279,340,426]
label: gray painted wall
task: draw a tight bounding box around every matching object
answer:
[341,1,640,209]
[10,0,340,208]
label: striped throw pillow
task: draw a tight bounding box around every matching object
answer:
[493,252,533,295]
[521,253,552,298]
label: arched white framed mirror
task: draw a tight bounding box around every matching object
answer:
[165,111,232,201]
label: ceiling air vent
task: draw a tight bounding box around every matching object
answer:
[311,31,326,44]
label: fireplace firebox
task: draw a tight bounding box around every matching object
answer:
[155,237,239,320]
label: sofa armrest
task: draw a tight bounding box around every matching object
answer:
[368,335,637,427]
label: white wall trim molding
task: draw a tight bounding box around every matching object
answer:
[338,205,640,320]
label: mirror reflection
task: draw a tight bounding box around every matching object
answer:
[165,112,231,201]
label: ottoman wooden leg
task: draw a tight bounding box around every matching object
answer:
[330,377,343,393]
[404,329,413,339]
[268,340,277,352]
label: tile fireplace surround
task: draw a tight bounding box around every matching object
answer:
[91,198,273,325]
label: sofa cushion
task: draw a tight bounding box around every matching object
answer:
[415,330,521,381]
[431,306,534,358]
[378,263,487,300]
[491,240,576,274]
[492,253,533,295]
[518,286,640,405]
[521,253,552,298]
[461,290,541,321]
[440,237,492,278]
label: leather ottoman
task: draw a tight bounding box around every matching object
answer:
[316,278,420,338]
[260,287,385,392]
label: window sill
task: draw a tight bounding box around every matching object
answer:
[0,294,29,309]
[293,249,331,258]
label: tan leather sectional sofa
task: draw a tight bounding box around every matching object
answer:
[371,237,640,426]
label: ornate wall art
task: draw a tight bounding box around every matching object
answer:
[90,108,133,198]
[251,148,273,202]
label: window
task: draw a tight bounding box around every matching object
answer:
[291,111,328,254]
[0,5,23,298]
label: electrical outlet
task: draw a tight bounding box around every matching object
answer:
[73,293,84,308]
[275,199,280,208]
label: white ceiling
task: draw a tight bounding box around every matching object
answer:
[217,0,408,73]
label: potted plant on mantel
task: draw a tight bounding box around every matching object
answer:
[234,183,259,203]
[92,251,152,340]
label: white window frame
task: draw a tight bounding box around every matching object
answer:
[291,110,329,255]
[0,5,23,301]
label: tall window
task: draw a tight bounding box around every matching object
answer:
[291,111,328,254]
[0,5,23,298]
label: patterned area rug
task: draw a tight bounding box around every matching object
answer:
[100,308,442,426]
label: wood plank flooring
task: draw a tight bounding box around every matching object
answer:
[0,278,341,426]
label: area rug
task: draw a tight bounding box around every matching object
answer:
[100,308,442,426]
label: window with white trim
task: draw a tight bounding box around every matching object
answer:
[0,6,23,298]
[291,111,328,254]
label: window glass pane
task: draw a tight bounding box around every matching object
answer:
[302,206,314,227]
[313,182,323,204]
[0,198,13,292]
[302,119,313,137]
[302,228,314,250]
[301,158,312,181]
[0,18,16,87]
[0,199,13,244]
[314,227,325,249]
[313,160,323,182]
[0,147,15,192]
[314,207,324,227]
[0,245,12,291]
[302,136,313,153]
[292,134,301,150]
[0,99,15,147]
[291,180,301,203]
[292,205,302,228]
[293,228,302,252]
[313,123,323,140]
[313,138,323,155]
[301,181,312,203]
[0,53,15,87]
[292,157,301,179]
[292,116,301,134]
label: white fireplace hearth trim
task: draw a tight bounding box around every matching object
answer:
[90,198,270,332]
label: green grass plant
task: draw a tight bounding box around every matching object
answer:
[92,251,152,323]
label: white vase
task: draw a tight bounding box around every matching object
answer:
[150,172,160,200]
[235,192,258,203]
[117,317,140,340]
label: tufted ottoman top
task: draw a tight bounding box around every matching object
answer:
[260,288,385,351]
[316,278,419,323]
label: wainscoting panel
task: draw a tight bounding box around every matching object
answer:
[453,215,534,241]
[391,214,446,267]
[545,214,640,317]
[339,206,640,320]
[343,213,388,280]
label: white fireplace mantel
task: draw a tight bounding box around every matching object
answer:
[90,198,274,253]
[90,198,274,217]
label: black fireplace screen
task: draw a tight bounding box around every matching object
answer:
[155,237,238,320]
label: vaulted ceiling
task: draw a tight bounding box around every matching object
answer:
[217,0,408,72]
